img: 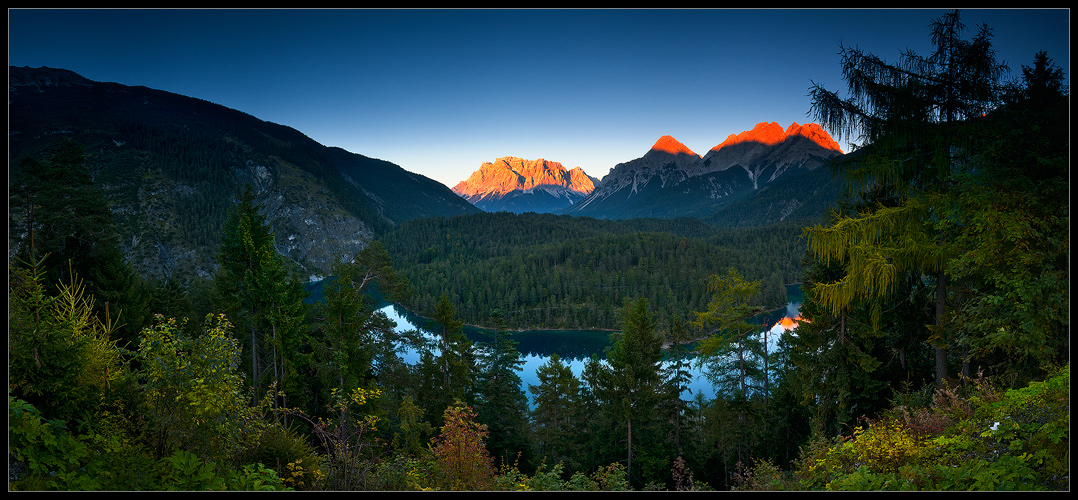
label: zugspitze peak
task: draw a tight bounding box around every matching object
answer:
[452,157,598,214]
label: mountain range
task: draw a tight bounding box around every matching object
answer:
[8,66,480,282]
[562,122,844,221]
[451,157,598,214]
[451,121,846,224]
[8,66,848,284]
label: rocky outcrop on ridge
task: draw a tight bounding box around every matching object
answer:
[452,157,597,213]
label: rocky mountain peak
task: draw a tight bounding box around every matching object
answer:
[649,135,699,157]
[453,157,595,199]
[567,121,846,220]
[452,157,597,213]
[712,121,788,150]
[784,122,843,152]
[710,121,842,154]
[693,121,844,189]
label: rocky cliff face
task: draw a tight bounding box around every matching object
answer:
[693,121,843,188]
[452,157,597,213]
[574,135,701,211]
[113,156,376,282]
[237,159,376,282]
[564,122,844,220]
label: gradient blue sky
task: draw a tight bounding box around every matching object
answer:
[9,8,1070,188]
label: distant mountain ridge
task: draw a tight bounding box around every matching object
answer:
[452,157,598,214]
[692,121,843,188]
[8,66,480,281]
[562,121,845,221]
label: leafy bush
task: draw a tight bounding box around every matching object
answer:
[788,365,1069,490]
[732,458,797,491]
[492,460,630,491]
[9,396,289,491]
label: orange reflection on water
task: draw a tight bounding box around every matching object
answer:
[775,314,809,332]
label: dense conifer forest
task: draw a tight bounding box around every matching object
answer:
[380,212,807,331]
[8,11,1069,491]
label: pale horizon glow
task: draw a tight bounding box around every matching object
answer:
[8,8,1069,189]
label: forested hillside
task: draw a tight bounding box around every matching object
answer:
[380,212,808,330]
[8,66,479,283]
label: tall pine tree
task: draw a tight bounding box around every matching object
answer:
[474,310,531,471]
[587,298,666,488]
[529,352,584,473]
[9,139,151,349]
[214,184,306,400]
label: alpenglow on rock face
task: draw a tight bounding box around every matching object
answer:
[452,157,597,214]
[563,122,844,220]
[691,121,843,188]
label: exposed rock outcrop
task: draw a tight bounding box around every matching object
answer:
[452,157,597,213]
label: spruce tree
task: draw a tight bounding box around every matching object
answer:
[214,184,306,399]
[474,310,531,470]
[805,9,1008,388]
[660,317,695,459]
[425,294,477,420]
[692,268,765,400]
[941,51,1069,384]
[590,297,666,488]
[9,139,150,349]
[528,352,583,472]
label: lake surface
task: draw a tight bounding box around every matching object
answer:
[378,284,805,407]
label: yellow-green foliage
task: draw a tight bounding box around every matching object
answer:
[797,415,925,488]
[731,458,797,491]
[9,396,290,491]
[8,260,126,422]
[281,457,323,490]
[138,313,260,463]
[849,418,924,472]
[790,365,1068,490]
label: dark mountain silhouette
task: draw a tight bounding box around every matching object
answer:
[8,66,480,281]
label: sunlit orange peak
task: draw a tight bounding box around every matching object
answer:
[710,121,843,153]
[650,135,697,156]
[713,122,786,150]
[787,122,843,152]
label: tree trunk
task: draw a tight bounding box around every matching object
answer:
[250,324,260,390]
[934,270,948,388]
[763,326,770,406]
[626,417,633,483]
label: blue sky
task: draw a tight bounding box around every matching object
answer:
[8,8,1070,188]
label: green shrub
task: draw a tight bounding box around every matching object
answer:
[792,365,1068,491]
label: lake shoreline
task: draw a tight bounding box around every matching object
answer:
[388,299,798,353]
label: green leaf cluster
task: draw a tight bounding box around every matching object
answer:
[783,365,1069,491]
[9,396,290,491]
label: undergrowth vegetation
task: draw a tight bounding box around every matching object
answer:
[733,365,1069,491]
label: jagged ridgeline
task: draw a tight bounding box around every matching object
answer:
[559,124,846,223]
[8,66,479,282]
[380,212,809,331]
